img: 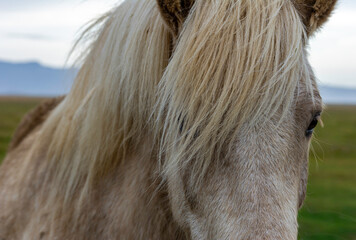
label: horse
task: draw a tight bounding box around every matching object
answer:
[0,0,337,239]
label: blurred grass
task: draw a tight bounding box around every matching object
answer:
[299,105,356,240]
[0,97,41,160]
[0,99,355,239]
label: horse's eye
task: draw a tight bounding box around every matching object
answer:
[306,115,320,137]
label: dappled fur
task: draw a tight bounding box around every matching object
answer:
[0,0,336,239]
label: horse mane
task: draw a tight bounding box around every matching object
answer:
[157,0,313,185]
[36,0,313,204]
[38,0,171,202]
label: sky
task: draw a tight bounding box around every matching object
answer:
[0,0,355,88]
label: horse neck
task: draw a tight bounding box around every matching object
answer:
[99,138,185,239]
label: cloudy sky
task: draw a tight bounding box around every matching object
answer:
[0,0,355,87]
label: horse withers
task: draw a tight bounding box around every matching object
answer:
[0,0,337,239]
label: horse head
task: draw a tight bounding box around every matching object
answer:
[155,0,337,239]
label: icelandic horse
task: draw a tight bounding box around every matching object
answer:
[0,0,337,239]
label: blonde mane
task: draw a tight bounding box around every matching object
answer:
[37,0,313,206]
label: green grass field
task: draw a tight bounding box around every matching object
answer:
[298,105,356,240]
[0,98,355,239]
[0,98,41,160]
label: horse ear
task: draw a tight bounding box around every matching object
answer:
[295,0,338,35]
[156,0,194,36]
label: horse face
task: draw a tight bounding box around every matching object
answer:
[166,80,322,239]
[157,0,336,239]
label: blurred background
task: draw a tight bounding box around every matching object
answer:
[0,0,355,239]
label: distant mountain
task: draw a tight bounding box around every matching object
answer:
[0,60,355,104]
[319,85,356,105]
[0,60,76,96]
